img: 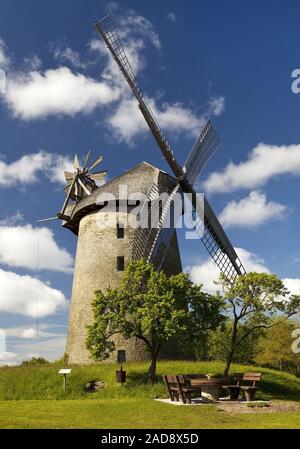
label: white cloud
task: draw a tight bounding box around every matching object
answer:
[166,12,177,23]
[0,211,24,226]
[208,96,225,116]
[282,278,300,296]
[0,151,72,187]
[188,247,269,294]
[119,12,161,49]
[188,247,300,298]
[52,45,86,69]
[13,336,67,362]
[2,323,66,339]
[204,143,300,194]
[23,54,42,71]
[0,268,68,317]
[5,67,120,120]
[19,328,38,339]
[219,191,287,228]
[107,96,221,144]
[0,224,73,273]
[0,151,51,186]
[46,153,73,184]
[1,13,225,145]
[0,351,22,365]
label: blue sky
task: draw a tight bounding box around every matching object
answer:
[0,0,300,363]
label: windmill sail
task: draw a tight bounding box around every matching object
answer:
[189,195,246,280]
[183,119,221,186]
[132,183,161,262]
[95,15,246,280]
[94,16,184,180]
[132,184,181,271]
[148,184,181,270]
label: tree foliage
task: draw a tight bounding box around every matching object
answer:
[86,259,223,383]
[219,272,300,376]
[256,319,300,374]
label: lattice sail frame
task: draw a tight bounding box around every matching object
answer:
[95,15,246,282]
[183,119,221,186]
[131,183,181,271]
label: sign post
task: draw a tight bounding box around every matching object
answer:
[58,369,72,390]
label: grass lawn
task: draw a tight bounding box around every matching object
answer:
[1,398,300,429]
[0,360,299,428]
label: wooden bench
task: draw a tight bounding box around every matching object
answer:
[163,374,205,404]
[224,373,262,401]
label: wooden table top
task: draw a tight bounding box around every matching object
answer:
[190,378,229,386]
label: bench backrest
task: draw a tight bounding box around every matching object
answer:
[233,372,262,386]
[163,375,178,386]
[180,374,206,384]
[164,374,206,385]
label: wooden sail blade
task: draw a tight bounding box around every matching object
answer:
[87,171,107,183]
[77,177,91,195]
[72,154,80,171]
[82,149,92,170]
[64,171,75,181]
[88,155,103,172]
[60,175,78,217]
[37,216,59,223]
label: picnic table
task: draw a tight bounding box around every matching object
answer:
[190,378,229,401]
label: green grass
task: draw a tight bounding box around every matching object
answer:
[0,360,299,428]
[0,398,300,429]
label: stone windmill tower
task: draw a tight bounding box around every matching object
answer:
[41,15,246,365]
[64,160,183,364]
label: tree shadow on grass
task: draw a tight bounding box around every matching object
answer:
[126,371,163,385]
[258,380,300,401]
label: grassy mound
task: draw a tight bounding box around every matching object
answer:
[0,360,299,402]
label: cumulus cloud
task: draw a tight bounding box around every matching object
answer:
[204,143,300,194]
[188,247,300,297]
[219,191,287,228]
[0,351,22,365]
[5,67,120,120]
[107,96,221,144]
[188,247,269,294]
[0,268,68,317]
[0,151,72,187]
[282,278,300,296]
[19,328,38,339]
[0,224,73,273]
[1,9,224,144]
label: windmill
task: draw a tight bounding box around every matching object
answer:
[38,151,107,223]
[94,15,246,282]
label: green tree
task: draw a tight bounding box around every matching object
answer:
[219,272,300,377]
[86,259,223,383]
[256,319,300,374]
[206,320,264,364]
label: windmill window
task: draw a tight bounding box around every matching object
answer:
[117,223,125,239]
[117,256,125,271]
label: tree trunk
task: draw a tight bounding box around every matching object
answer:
[224,320,238,377]
[147,355,157,384]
